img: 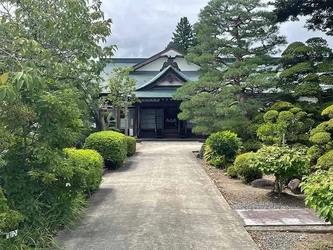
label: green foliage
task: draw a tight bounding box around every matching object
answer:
[0,187,23,233]
[243,139,262,152]
[301,168,333,223]
[251,146,310,193]
[310,132,331,145]
[270,101,294,111]
[234,152,262,184]
[64,148,103,195]
[205,131,241,162]
[308,105,333,164]
[278,38,333,102]
[0,0,115,248]
[315,150,333,170]
[173,0,286,135]
[126,136,137,156]
[322,105,333,119]
[172,17,196,54]
[203,145,226,168]
[274,0,333,35]
[258,102,314,146]
[84,131,127,169]
[263,110,279,122]
[226,166,238,179]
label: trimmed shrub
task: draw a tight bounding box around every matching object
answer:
[310,132,331,145]
[226,166,238,179]
[263,110,279,122]
[316,150,333,170]
[234,152,262,184]
[84,131,127,169]
[126,136,136,156]
[64,148,103,195]
[205,131,241,162]
[270,101,293,111]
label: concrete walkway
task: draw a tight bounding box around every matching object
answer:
[56,141,258,250]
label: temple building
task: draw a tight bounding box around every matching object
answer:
[102,43,201,138]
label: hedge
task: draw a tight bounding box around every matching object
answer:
[126,136,136,156]
[64,148,103,195]
[84,131,127,169]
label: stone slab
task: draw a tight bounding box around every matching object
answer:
[236,209,331,226]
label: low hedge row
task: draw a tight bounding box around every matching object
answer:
[126,136,136,156]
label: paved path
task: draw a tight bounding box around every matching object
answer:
[56,141,258,250]
[237,209,331,226]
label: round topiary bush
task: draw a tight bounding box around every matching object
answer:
[205,130,241,162]
[126,136,136,156]
[316,150,333,170]
[84,131,127,169]
[65,148,103,195]
[263,110,279,122]
[234,152,262,184]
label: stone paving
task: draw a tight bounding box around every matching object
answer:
[237,209,331,226]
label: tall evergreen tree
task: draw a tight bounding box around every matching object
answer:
[173,0,286,135]
[273,0,333,35]
[278,37,333,105]
[172,17,196,54]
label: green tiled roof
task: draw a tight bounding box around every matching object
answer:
[136,65,191,91]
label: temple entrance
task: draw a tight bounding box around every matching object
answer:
[137,104,189,138]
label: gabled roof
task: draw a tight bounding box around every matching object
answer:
[136,65,190,91]
[133,46,185,71]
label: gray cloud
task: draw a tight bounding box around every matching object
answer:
[101,1,333,57]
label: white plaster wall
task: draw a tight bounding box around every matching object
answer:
[174,57,200,71]
[157,79,183,86]
[161,49,183,57]
[136,58,167,71]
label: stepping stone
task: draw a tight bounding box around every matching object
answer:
[236,209,331,226]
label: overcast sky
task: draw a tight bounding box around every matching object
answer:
[101,0,333,58]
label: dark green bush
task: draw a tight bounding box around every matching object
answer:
[126,136,136,156]
[84,131,127,169]
[226,166,238,179]
[64,148,103,195]
[243,139,262,152]
[234,152,262,184]
[205,131,241,162]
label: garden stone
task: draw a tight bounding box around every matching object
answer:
[251,179,275,188]
[288,179,302,194]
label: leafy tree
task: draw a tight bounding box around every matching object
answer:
[0,0,114,247]
[273,0,333,35]
[278,37,333,105]
[172,17,196,54]
[251,146,310,193]
[257,101,314,146]
[173,0,286,135]
[89,67,138,131]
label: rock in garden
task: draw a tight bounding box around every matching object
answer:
[251,179,275,188]
[288,179,302,194]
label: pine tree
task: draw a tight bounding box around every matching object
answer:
[172,17,196,54]
[173,0,286,135]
